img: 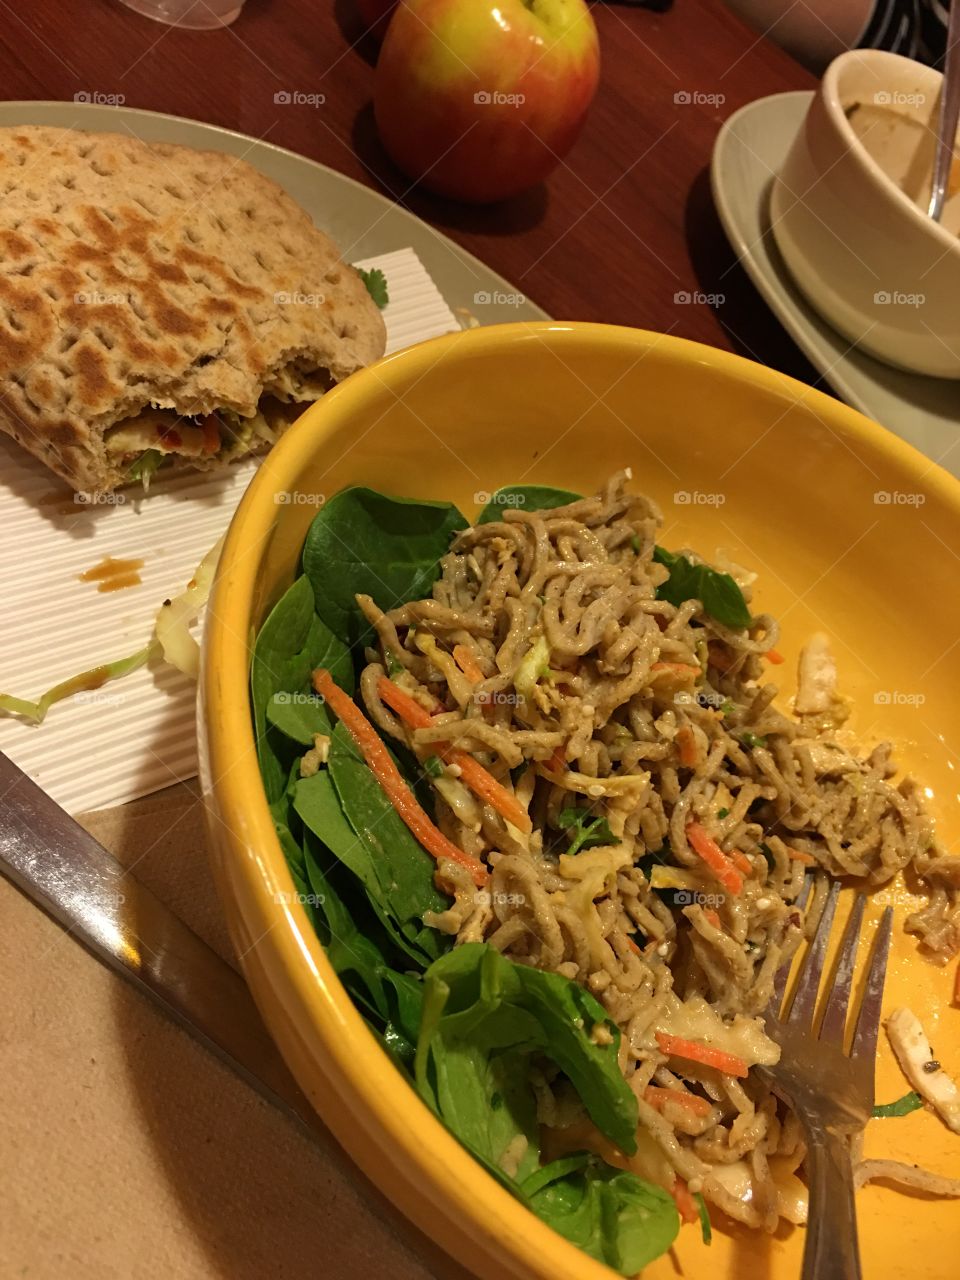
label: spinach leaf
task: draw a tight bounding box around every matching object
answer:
[520,1153,592,1197]
[872,1090,924,1118]
[265,690,330,745]
[557,807,616,855]
[250,576,352,803]
[510,964,638,1154]
[476,485,583,525]
[273,812,311,895]
[299,828,395,1019]
[427,1034,541,1183]
[294,770,424,969]
[653,546,752,630]
[523,1156,679,1275]
[416,945,638,1156]
[293,733,448,967]
[302,487,467,645]
[414,949,542,1194]
[328,723,450,961]
[378,969,425,1066]
[281,814,426,1068]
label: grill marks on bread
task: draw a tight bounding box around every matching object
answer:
[0,126,385,490]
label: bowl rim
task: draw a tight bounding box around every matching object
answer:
[201,320,960,1280]
[820,48,960,258]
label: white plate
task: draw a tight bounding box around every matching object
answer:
[0,102,545,814]
[711,91,960,476]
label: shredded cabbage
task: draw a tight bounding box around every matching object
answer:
[154,536,224,679]
[0,643,158,725]
[515,634,551,706]
[126,449,165,491]
[0,537,224,724]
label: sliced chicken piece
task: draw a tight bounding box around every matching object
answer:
[886,1007,960,1133]
[795,632,837,715]
[800,740,861,776]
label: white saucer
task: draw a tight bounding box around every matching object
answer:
[711,91,960,478]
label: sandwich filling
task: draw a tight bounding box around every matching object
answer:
[104,398,307,486]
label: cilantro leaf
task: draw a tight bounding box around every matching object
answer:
[558,808,616,855]
[357,266,389,309]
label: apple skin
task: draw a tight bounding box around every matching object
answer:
[373,0,600,203]
[355,0,396,40]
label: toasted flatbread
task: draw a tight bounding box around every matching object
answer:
[0,126,386,492]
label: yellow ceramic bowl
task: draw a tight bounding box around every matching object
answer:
[200,322,960,1280]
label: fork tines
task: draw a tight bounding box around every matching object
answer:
[769,877,894,1059]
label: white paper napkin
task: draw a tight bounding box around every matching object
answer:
[0,248,459,813]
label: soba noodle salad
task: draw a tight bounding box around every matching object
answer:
[252,472,960,1270]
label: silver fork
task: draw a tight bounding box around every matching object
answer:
[758,879,894,1280]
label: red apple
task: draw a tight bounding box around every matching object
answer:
[373,0,600,203]
[355,0,396,40]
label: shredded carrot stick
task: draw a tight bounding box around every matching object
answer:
[656,1031,748,1079]
[452,643,484,684]
[788,848,817,866]
[766,648,785,665]
[686,821,743,896]
[313,670,488,886]
[731,851,753,876]
[546,745,567,773]
[377,675,434,729]
[670,1177,700,1225]
[676,725,699,768]
[453,754,532,833]
[378,676,531,833]
[627,936,644,956]
[703,908,721,929]
[645,1087,713,1118]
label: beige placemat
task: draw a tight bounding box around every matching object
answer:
[0,785,465,1278]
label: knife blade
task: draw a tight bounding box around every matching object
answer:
[0,747,318,1123]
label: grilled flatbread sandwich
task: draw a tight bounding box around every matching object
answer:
[0,126,386,493]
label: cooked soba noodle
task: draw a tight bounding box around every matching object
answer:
[356,471,959,1227]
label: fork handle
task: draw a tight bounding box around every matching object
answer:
[802,1125,861,1280]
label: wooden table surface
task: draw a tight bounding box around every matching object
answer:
[4,0,817,381]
